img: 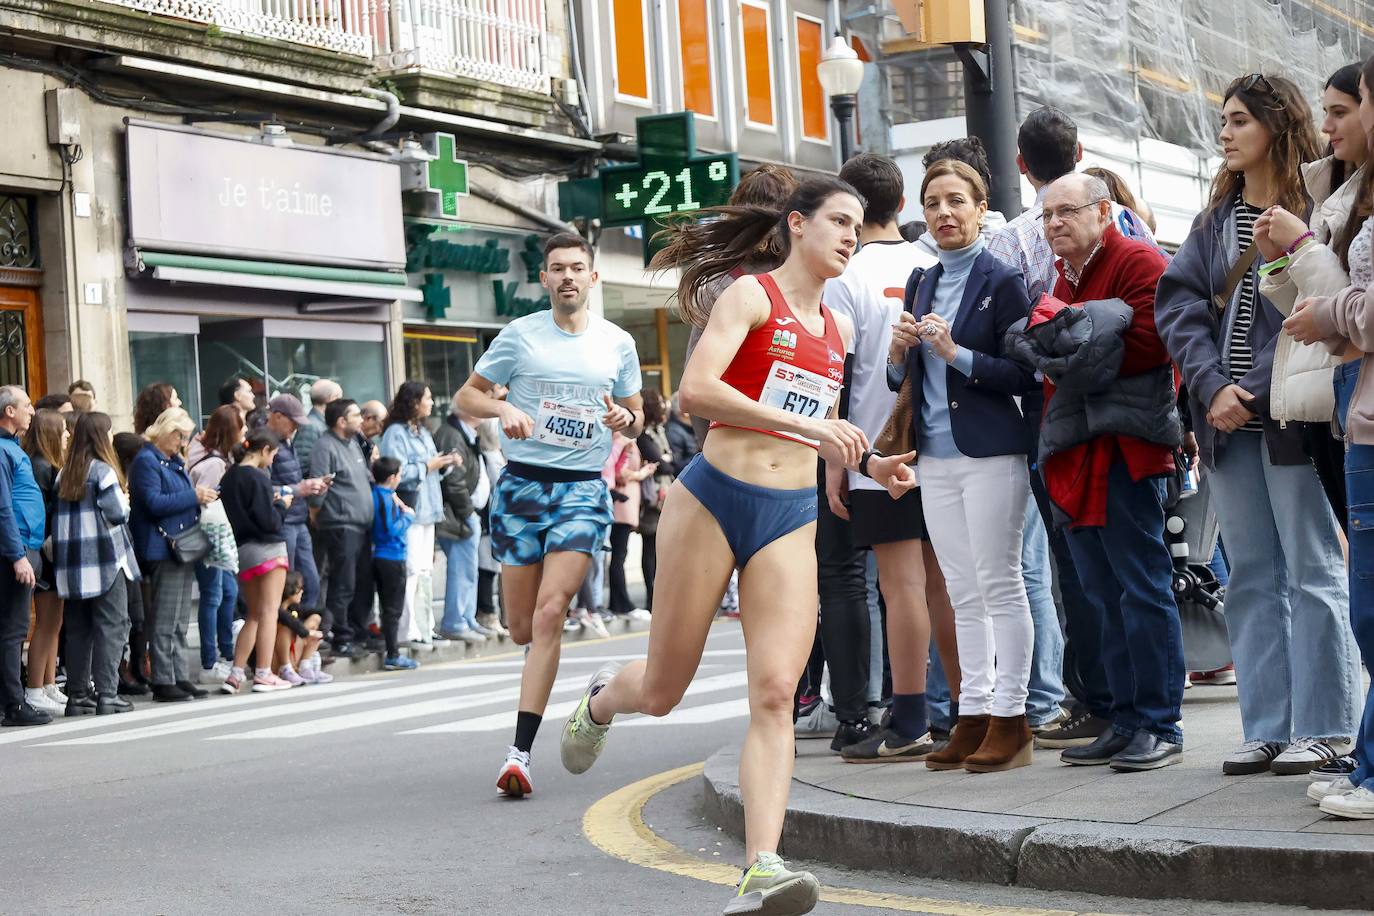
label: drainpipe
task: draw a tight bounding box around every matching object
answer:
[359,86,401,140]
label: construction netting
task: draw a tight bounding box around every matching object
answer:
[1011,0,1374,152]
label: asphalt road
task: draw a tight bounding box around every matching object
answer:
[0,624,1359,916]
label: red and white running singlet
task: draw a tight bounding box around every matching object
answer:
[711,273,846,448]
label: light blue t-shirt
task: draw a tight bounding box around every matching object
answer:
[475,309,642,472]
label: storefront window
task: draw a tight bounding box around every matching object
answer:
[130,330,201,424]
[403,328,502,418]
[266,336,388,406]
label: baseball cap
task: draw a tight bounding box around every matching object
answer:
[267,393,309,426]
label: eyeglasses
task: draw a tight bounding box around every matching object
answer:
[1040,199,1106,223]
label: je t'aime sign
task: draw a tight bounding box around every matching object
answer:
[125,121,406,270]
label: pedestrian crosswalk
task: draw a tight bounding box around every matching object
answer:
[9,648,751,751]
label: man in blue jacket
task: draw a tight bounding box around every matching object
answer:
[0,385,49,726]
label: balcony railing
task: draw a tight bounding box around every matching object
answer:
[376,0,549,93]
[97,0,549,92]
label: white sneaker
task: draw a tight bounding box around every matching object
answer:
[626,608,652,623]
[43,684,68,707]
[1319,785,1374,819]
[25,687,61,714]
[1308,776,1358,803]
[1222,740,1286,775]
[578,609,610,639]
[1271,737,1356,776]
[496,746,533,797]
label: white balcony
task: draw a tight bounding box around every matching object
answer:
[96,0,549,93]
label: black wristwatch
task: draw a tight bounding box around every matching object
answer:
[859,449,880,479]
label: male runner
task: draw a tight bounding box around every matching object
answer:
[456,232,644,797]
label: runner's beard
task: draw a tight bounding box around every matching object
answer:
[552,285,588,313]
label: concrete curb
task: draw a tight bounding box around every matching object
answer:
[700,748,1374,910]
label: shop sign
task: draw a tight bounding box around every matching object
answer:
[125,121,406,269]
[406,226,548,322]
[401,133,470,220]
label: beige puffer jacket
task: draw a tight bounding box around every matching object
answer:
[1261,157,1363,423]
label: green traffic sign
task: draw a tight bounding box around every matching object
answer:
[599,113,738,227]
[557,112,739,264]
[425,133,469,220]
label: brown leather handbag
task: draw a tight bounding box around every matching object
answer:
[875,372,915,457]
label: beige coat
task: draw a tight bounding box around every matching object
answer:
[1312,283,1374,444]
[1260,157,1364,423]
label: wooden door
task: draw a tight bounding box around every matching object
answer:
[0,285,45,394]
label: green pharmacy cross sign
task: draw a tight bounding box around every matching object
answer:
[559,112,738,263]
[407,133,469,220]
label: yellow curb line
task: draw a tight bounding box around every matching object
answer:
[582,762,1134,916]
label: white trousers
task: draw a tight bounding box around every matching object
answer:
[919,454,1033,717]
[400,522,437,643]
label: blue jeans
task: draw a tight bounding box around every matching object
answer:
[1336,362,1374,788]
[1022,490,1067,726]
[1065,460,1185,743]
[926,647,953,731]
[195,563,237,670]
[1209,429,1361,743]
[438,513,481,634]
[281,522,320,611]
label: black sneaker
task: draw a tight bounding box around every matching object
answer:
[152,684,194,703]
[840,727,936,764]
[175,680,209,699]
[1034,708,1111,749]
[1311,754,1359,782]
[2,702,52,726]
[1061,728,1132,766]
[830,719,878,752]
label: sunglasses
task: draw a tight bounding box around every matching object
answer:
[1235,73,1286,111]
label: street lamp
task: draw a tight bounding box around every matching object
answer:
[817,33,865,165]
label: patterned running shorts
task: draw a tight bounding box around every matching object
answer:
[490,472,612,567]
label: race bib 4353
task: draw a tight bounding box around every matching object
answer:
[534,399,599,449]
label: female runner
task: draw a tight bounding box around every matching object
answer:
[559,175,916,916]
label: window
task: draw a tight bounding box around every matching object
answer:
[739,0,774,128]
[130,330,202,425]
[612,0,652,102]
[795,15,827,141]
[678,0,715,117]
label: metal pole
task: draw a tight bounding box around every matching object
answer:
[958,0,1021,218]
[831,94,857,165]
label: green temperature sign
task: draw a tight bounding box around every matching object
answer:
[597,113,739,228]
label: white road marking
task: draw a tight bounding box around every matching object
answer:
[619,698,751,727]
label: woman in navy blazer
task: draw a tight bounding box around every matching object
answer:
[887,159,1036,773]
[129,407,218,702]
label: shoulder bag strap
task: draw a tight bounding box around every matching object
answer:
[1212,242,1259,315]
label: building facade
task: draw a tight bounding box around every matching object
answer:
[0,0,588,426]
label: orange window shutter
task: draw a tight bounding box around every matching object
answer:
[614,0,650,100]
[796,17,826,140]
[678,0,714,116]
[741,3,774,126]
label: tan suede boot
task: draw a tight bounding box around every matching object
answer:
[925,714,991,770]
[962,714,1033,772]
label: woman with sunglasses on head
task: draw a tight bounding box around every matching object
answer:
[558,175,916,916]
[1157,73,1363,779]
[1256,64,1370,532]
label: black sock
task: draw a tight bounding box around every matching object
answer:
[890,692,928,742]
[514,711,542,754]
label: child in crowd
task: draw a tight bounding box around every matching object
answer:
[372,456,417,671]
[273,570,332,685]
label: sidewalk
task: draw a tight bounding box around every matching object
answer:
[701,685,1374,910]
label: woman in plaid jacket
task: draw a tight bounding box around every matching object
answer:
[53,412,140,716]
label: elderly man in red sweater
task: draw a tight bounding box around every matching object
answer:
[1031,172,1186,772]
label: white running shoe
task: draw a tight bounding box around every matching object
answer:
[1271,737,1356,776]
[1308,776,1358,803]
[626,608,652,623]
[497,746,533,797]
[561,665,619,774]
[578,609,610,639]
[1319,785,1374,819]
[43,683,68,707]
[24,687,62,715]
[723,852,821,915]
